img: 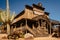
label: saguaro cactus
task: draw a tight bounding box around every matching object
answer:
[0,0,15,35]
[1,11,15,35]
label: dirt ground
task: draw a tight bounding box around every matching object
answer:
[0,37,60,40]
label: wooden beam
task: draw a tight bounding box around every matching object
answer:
[25,19,36,36]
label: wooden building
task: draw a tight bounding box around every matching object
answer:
[11,3,60,37]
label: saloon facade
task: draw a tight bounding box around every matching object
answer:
[11,3,60,37]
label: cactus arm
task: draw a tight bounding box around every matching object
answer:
[0,11,6,22]
[10,11,15,22]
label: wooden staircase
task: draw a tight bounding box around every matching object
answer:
[26,26,49,37]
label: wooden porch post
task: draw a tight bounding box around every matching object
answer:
[37,20,40,29]
[14,26,16,32]
[32,24,35,29]
[46,22,48,29]
[20,23,22,27]
[26,19,27,33]
[41,19,43,28]
[50,22,52,35]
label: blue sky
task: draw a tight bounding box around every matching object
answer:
[0,0,60,21]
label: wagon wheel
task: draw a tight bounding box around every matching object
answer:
[7,35,12,39]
